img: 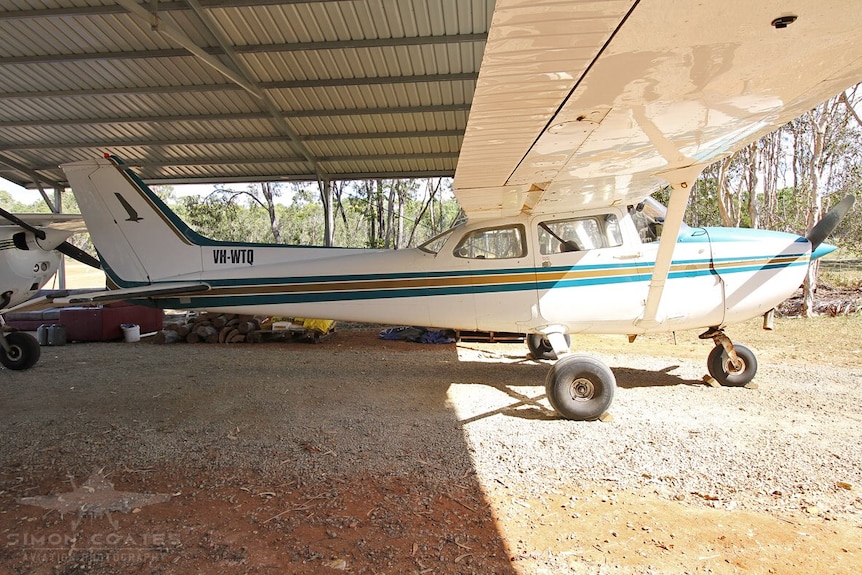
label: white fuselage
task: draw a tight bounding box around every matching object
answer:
[102,206,810,336]
[61,157,816,337]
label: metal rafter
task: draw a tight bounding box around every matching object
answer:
[0,34,487,65]
[0,105,471,128]
[26,152,459,171]
[0,130,464,151]
[0,1,359,21]
[0,74,478,100]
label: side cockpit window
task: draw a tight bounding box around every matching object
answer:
[454,225,526,259]
[538,214,623,255]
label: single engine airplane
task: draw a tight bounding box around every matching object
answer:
[4,0,861,420]
[0,208,99,369]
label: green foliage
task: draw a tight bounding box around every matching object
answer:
[682,88,862,257]
[175,194,268,243]
[281,186,326,246]
[168,178,461,249]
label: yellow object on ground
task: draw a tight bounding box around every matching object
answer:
[295,318,335,334]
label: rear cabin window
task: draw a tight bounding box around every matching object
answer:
[454,225,526,259]
[537,214,623,255]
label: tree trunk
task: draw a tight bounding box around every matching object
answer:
[745,143,759,229]
[384,181,395,249]
[802,106,829,318]
[260,182,283,243]
[375,180,385,247]
[406,179,441,246]
[716,154,736,227]
[395,182,405,249]
[319,179,334,247]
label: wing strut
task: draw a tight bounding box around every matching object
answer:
[638,165,706,328]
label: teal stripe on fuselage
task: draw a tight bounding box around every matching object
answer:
[113,250,809,310]
[156,281,538,309]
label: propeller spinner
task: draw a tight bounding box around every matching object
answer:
[0,207,100,269]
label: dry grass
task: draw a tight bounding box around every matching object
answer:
[570,313,862,368]
[53,256,107,290]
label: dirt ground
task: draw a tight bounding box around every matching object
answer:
[0,314,860,575]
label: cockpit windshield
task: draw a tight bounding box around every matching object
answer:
[418,228,455,254]
[629,196,687,243]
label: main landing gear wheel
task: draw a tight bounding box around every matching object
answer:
[545,354,615,421]
[0,331,41,371]
[707,343,757,387]
[527,334,571,360]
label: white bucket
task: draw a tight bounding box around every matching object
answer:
[121,323,140,343]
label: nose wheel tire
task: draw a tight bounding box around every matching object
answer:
[527,333,571,360]
[0,332,41,371]
[545,354,615,421]
[707,343,757,387]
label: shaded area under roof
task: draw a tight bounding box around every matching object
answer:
[0,0,494,191]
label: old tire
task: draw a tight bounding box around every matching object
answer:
[545,354,615,421]
[707,343,757,387]
[0,332,41,371]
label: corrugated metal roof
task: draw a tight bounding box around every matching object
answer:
[0,0,494,189]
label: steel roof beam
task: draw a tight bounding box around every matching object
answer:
[115,0,264,100]
[27,152,458,171]
[0,74,478,100]
[0,34,486,66]
[0,105,470,128]
[0,131,464,151]
[140,170,455,185]
[183,0,328,182]
[0,154,65,189]
[0,1,360,21]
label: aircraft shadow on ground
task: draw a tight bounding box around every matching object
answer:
[0,342,524,575]
[453,357,704,423]
[0,341,709,573]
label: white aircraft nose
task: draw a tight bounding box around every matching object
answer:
[811,242,837,261]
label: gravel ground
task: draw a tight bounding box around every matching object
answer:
[454,343,862,518]
[0,325,860,574]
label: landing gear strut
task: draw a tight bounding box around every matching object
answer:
[526,333,571,360]
[700,327,757,387]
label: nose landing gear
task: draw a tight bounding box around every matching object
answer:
[700,327,757,387]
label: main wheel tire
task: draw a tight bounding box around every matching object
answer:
[527,333,571,360]
[545,354,615,421]
[0,332,41,371]
[707,343,757,387]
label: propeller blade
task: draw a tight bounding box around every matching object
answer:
[1,208,98,268]
[56,241,102,270]
[806,194,856,251]
[0,207,46,240]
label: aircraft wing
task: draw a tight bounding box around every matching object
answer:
[1,213,88,233]
[454,0,862,219]
[3,282,210,314]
